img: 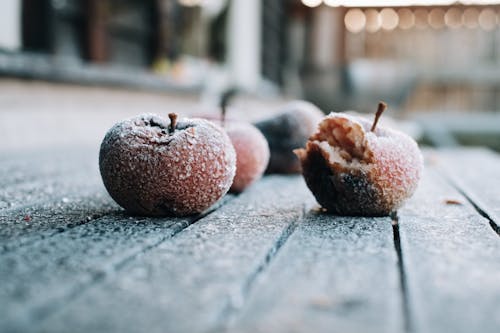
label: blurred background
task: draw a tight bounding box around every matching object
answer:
[0,0,499,152]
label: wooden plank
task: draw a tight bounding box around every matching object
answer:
[0,147,121,253]
[0,188,118,254]
[0,148,100,210]
[34,176,314,333]
[0,195,231,332]
[0,175,110,214]
[226,215,402,333]
[0,148,98,189]
[398,167,500,333]
[433,148,500,230]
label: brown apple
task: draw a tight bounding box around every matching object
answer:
[99,113,236,216]
[294,102,423,216]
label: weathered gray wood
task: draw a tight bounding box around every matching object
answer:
[0,148,98,191]
[34,176,314,333]
[0,195,231,333]
[0,189,118,254]
[0,171,101,211]
[0,148,102,212]
[0,147,121,253]
[226,214,401,333]
[398,167,500,333]
[434,148,500,230]
[3,146,500,333]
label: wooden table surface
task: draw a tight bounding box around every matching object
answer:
[1,147,499,333]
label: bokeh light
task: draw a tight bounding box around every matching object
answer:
[445,8,463,28]
[415,9,429,29]
[463,8,480,28]
[398,8,415,29]
[478,8,497,30]
[345,9,367,33]
[365,9,382,33]
[428,8,446,29]
[381,8,400,30]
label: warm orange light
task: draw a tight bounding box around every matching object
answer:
[398,8,415,29]
[428,8,446,29]
[345,9,366,33]
[365,9,382,33]
[445,8,463,28]
[414,9,429,29]
[381,8,399,30]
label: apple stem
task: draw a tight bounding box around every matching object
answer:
[219,87,238,128]
[221,104,227,128]
[168,113,178,134]
[370,101,387,132]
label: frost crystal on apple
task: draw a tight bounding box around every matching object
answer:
[99,114,236,216]
[295,111,423,216]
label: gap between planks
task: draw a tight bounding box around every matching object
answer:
[32,175,314,333]
[21,195,234,325]
[437,169,500,237]
[215,208,407,333]
[213,203,308,332]
[431,149,500,237]
[396,166,500,333]
[391,161,500,333]
[0,208,111,255]
[391,213,414,333]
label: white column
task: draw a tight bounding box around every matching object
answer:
[227,0,261,91]
[310,6,345,68]
[0,0,21,51]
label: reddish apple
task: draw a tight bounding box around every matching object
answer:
[294,102,423,216]
[225,121,270,193]
[99,113,236,216]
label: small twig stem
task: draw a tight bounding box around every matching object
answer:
[371,101,387,132]
[168,113,178,134]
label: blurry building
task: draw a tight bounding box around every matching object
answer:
[0,0,287,96]
[298,1,500,114]
[0,0,499,115]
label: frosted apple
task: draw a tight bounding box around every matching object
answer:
[255,100,323,174]
[294,102,423,216]
[196,90,270,193]
[99,113,236,216]
[226,122,270,193]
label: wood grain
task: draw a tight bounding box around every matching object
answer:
[398,167,500,333]
[5,176,313,333]
[434,148,500,231]
[0,147,119,252]
[0,197,231,332]
[226,213,402,333]
[2,147,500,333]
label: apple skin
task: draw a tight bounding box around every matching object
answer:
[294,112,423,216]
[99,114,236,216]
[225,122,270,193]
[254,101,324,174]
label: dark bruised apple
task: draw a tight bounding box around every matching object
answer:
[294,102,423,216]
[254,100,324,174]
